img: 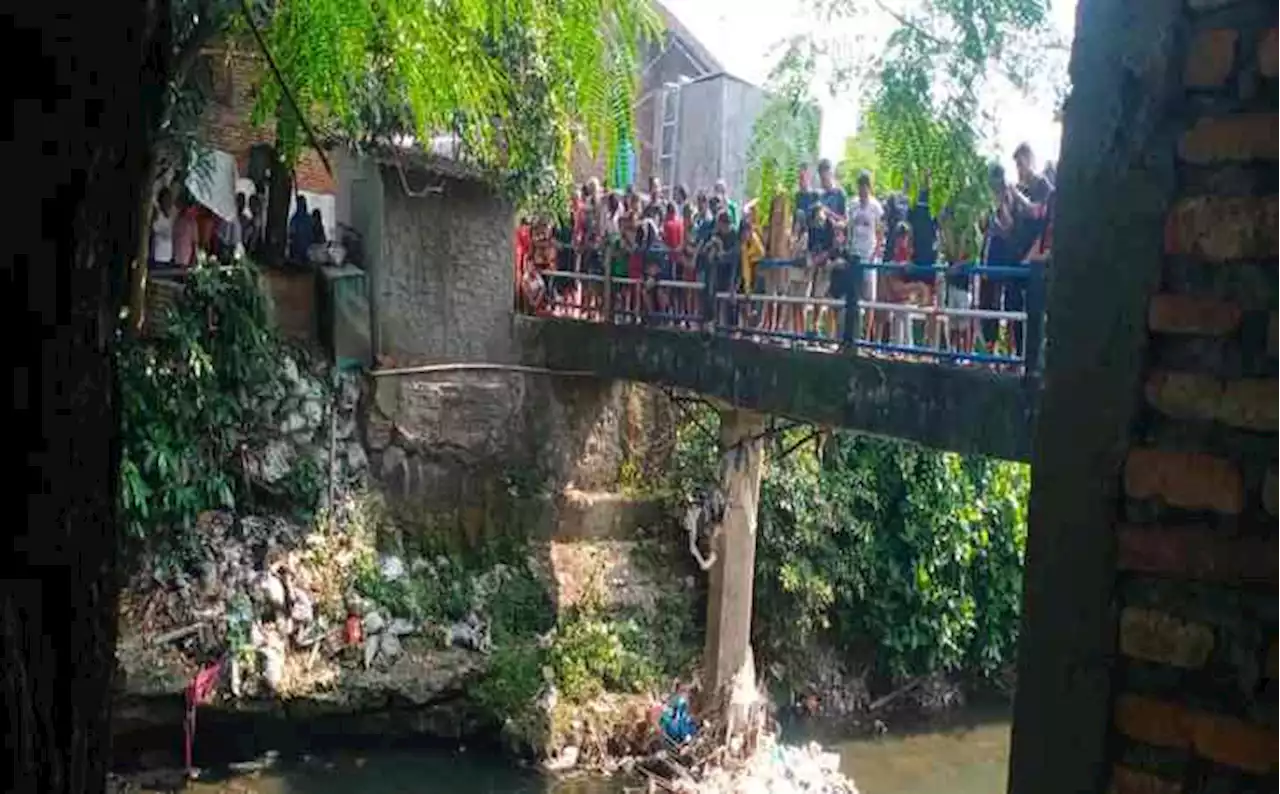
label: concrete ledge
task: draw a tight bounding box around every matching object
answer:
[516,317,1037,462]
[554,488,666,541]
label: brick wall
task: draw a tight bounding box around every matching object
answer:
[1108,0,1277,790]
[198,45,335,195]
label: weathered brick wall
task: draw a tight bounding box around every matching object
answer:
[199,45,336,195]
[1108,0,1277,789]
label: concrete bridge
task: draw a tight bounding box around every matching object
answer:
[516,315,1039,462]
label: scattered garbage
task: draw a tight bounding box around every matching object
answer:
[444,612,492,654]
[658,693,698,746]
[543,744,580,772]
[259,630,287,692]
[387,617,417,637]
[642,737,860,794]
[256,571,287,610]
[379,632,404,662]
[378,554,407,582]
[183,656,227,775]
[344,613,363,646]
[362,609,386,636]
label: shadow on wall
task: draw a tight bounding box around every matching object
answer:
[361,370,676,550]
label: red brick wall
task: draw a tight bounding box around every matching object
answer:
[1106,2,1278,788]
[198,45,335,195]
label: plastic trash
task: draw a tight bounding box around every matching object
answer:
[658,693,698,745]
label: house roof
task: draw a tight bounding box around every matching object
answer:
[651,0,724,75]
[684,70,762,90]
[346,137,496,186]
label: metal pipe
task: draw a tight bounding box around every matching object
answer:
[369,362,598,379]
[327,373,337,512]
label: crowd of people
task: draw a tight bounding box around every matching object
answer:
[148,183,330,271]
[516,142,1056,359]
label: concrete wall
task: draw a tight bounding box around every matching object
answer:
[717,77,768,202]
[365,373,675,547]
[374,164,516,364]
[1010,0,1278,791]
[671,75,767,202]
[674,78,724,197]
[354,156,676,547]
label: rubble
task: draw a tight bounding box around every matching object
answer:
[694,739,860,794]
[443,612,492,654]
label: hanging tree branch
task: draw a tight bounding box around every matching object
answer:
[236,0,333,178]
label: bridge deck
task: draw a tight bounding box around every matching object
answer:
[516,316,1037,461]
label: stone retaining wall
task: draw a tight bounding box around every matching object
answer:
[364,371,675,549]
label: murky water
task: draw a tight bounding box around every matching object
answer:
[152,710,1010,794]
[834,718,1010,794]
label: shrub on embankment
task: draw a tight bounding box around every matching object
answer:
[667,406,1029,702]
[117,259,368,573]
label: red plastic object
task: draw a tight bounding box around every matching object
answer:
[184,656,226,773]
[345,614,363,645]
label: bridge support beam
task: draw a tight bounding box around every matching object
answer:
[703,408,766,696]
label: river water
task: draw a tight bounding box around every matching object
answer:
[161,711,1010,794]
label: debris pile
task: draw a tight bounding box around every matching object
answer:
[696,739,860,794]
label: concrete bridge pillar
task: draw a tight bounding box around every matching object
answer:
[703,408,767,696]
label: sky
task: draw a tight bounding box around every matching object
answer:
[658,0,1078,169]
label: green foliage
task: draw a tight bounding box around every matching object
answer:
[863,81,991,261]
[239,0,659,207]
[835,126,880,190]
[548,603,657,700]
[748,0,1065,261]
[117,259,320,567]
[666,405,1029,683]
[472,641,548,719]
[744,38,822,207]
[352,547,555,639]
[614,588,701,686]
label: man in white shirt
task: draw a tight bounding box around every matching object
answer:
[847,171,884,338]
[848,171,884,263]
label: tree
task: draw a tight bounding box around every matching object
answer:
[743,37,823,208]
[4,2,171,792]
[747,0,1066,259]
[835,125,880,189]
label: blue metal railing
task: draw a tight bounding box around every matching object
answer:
[527,245,1046,376]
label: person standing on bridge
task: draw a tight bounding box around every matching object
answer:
[739,201,766,331]
[785,167,818,335]
[847,170,884,342]
[713,179,739,228]
[815,160,852,338]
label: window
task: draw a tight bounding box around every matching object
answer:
[658,82,680,192]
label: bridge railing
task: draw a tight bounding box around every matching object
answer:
[529,248,1047,376]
